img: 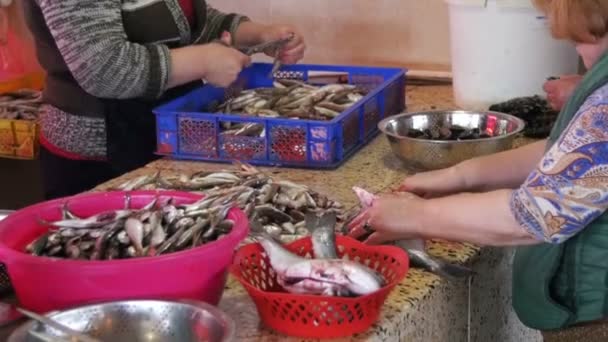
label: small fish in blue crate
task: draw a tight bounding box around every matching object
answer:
[215,79,367,129]
[153,63,406,168]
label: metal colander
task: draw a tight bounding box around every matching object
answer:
[8,300,235,342]
[378,110,526,170]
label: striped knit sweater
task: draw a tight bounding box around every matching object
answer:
[22,0,248,159]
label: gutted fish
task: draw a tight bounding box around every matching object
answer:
[254,232,384,297]
[306,211,338,259]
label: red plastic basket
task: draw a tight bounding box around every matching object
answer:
[230,235,409,339]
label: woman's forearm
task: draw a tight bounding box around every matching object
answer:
[458,140,547,191]
[420,190,539,246]
[167,46,208,89]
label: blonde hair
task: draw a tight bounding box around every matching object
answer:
[534,0,608,43]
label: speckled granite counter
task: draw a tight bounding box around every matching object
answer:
[92,85,541,341]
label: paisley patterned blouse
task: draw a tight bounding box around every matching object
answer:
[511,83,608,244]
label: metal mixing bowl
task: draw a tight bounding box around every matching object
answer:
[378,110,526,170]
[8,300,235,342]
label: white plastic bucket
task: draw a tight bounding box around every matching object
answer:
[446,0,579,110]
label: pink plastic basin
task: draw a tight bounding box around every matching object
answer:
[0,191,249,313]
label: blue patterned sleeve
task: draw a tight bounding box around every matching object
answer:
[510,85,608,244]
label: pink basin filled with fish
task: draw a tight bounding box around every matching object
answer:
[0,191,249,313]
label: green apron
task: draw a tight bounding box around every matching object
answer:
[513,51,608,330]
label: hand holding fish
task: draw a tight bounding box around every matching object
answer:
[398,166,468,198]
[259,24,306,64]
[199,33,252,87]
[346,186,475,279]
[347,192,427,245]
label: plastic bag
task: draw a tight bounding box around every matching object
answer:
[0,7,24,82]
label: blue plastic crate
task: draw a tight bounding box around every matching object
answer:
[153,63,406,168]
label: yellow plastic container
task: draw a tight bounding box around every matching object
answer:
[0,73,45,160]
[0,117,39,159]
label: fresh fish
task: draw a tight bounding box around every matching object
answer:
[42,210,133,229]
[282,221,296,235]
[279,277,349,297]
[90,222,120,260]
[26,233,48,256]
[214,81,369,131]
[140,197,158,211]
[263,224,283,238]
[125,217,144,256]
[162,205,181,226]
[149,222,167,248]
[283,258,384,296]
[306,212,338,259]
[350,186,475,280]
[61,202,80,220]
[394,240,475,280]
[112,162,350,247]
[116,231,130,245]
[116,171,160,191]
[255,204,292,224]
[314,106,340,118]
[191,218,211,246]
[27,193,237,260]
[254,232,384,297]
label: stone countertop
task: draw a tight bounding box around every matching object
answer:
[85,84,540,341]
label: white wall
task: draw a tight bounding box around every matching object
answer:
[208,0,452,70]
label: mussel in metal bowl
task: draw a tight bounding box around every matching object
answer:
[378,110,526,170]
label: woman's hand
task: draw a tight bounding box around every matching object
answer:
[543,75,583,111]
[348,189,538,247]
[398,165,467,198]
[347,192,427,245]
[197,34,251,87]
[260,24,306,64]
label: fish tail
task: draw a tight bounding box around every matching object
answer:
[304,212,319,233]
[406,248,475,280]
[36,216,51,227]
[249,222,280,243]
[432,259,476,280]
[318,212,337,231]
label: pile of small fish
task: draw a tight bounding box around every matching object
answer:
[26,195,235,260]
[0,89,42,121]
[113,163,349,244]
[210,80,367,137]
[254,212,385,297]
